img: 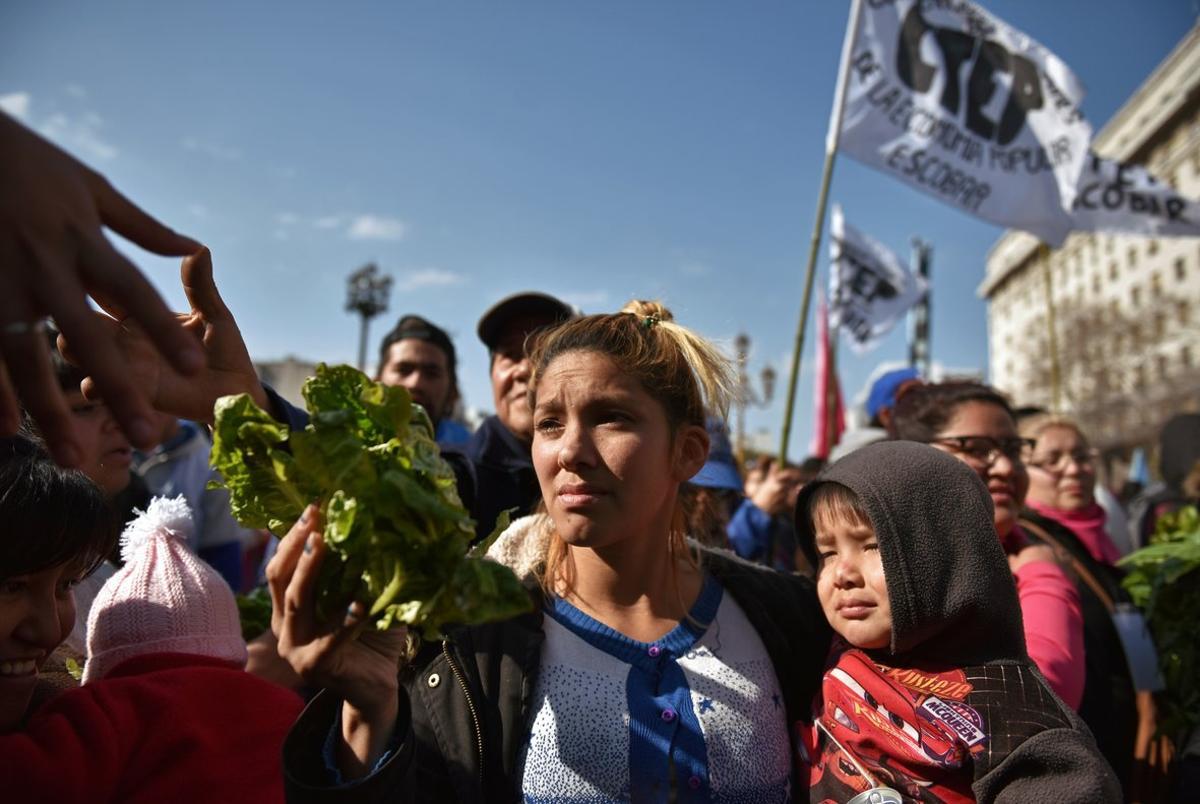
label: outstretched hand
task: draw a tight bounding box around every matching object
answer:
[267,505,411,774]
[60,248,266,424]
[0,113,204,464]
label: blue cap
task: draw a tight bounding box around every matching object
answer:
[690,417,743,492]
[866,367,920,421]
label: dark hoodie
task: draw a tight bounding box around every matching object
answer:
[794,441,1119,803]
[1130,412,1200,547]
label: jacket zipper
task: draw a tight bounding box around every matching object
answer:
[442,640,484,787]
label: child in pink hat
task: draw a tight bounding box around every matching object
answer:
[2,495,302,803]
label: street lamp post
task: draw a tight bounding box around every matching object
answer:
[345,263,392,371]
[734,332,776,466]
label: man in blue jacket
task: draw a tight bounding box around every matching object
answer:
[375,314,470,448]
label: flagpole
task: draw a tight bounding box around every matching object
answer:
[778,0,864,465]
[1039,242,1064,415]
[825,328,841,452]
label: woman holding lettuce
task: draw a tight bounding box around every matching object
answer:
[62,258,829,801]
[268,300,831,802]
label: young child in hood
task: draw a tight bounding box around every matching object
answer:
[1,495,302,804]
[794,441,1119,804]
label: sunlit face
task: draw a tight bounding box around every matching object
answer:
[813,506,892,650]
[0,563,81,731]
[490,315,558,443]
[531,350,706,551]
[66,391,131,497]
[1026,426,1096,512]
[933,401,1029,538]
[377,338,456,424]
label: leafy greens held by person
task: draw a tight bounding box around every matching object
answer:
[210,363,529,638]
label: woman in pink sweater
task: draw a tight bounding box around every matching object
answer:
[892,381,1086,710]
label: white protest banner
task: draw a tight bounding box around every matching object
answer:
[829,205,927,354]
[1068,151,1200,237]
[838,0,1092,246]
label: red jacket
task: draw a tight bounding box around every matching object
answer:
[3,652,303,803]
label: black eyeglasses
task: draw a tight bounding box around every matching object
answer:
[927,436,1036,468]
[1026,448,1099,473]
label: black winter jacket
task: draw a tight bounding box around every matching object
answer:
[283,546,831,803]
[464,415,542,542]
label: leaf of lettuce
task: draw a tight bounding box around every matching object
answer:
[210,363,531,638]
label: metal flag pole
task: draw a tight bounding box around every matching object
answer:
[908,238,932,377]
[778,0,864,465]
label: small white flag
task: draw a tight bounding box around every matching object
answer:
[829,205,927,354]
[837,0,1092,246]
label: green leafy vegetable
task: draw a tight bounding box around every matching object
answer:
[64,657,83,681]
[211,364,531,638]
[1119,505,1200,739]
[236,587,274,641]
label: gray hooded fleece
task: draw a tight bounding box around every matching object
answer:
[795,441,1119,803]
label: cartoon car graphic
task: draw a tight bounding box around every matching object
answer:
[822,651,965,767]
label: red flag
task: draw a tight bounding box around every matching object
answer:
[810,293,844,460]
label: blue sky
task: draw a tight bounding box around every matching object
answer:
[3,1,1195,459]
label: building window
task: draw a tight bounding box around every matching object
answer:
[1131,322,1142,346]
[1128,247,1138,269]
[1109,261,1119,281]
[1158,354,1169,379]
[1153,311,1165,339]
[1092,274,1101,295]
[1178,257,1187,281]
[1181,299,1191,326]
[1131,285,1141,307]
[1185,345,1194,368]
[1151,272,1162,297]
[1133,364,1145,388]
[1105,237,1114,255]
[1148,239,1159,256]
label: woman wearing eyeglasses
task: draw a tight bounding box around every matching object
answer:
[1020,418,1120,565]
[889,382,1087,714]
[1017,417,1143,796]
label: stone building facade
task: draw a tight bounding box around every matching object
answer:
[980,25,1200,477]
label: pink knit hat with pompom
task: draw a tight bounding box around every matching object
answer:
[83,496,247,683]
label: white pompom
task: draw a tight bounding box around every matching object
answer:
[120,495,195,564]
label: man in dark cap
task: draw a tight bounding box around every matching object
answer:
[468,292,577,535]
[376,314,469,447]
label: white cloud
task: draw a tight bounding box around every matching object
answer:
[40,111,118,161]
[181,136,242,161]
[314,215,343,229]
[275,212,299,226]
[3,93,120,162]
[394,268,465,292]
[563,290,609,309]
[64,84,87,99]
[347,215,407,241]
[0,92,31,120]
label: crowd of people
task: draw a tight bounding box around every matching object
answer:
[2,110,1197,803]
